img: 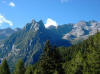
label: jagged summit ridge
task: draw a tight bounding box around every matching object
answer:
[24,19,45,32]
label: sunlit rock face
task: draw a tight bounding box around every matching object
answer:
[62,21,100,40]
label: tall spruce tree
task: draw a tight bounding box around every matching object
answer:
[14,59,25,74]
[25,65,33,74]
[0,59,10,74]
[52,45,65,74]
[39,40,56,74]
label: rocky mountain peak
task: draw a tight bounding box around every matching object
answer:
[24,19,45,32]
[38,20,45,30]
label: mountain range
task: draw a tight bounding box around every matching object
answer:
[0,28,21,42]
[0,19,100,67]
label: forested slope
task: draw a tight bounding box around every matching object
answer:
[59,32,100,74]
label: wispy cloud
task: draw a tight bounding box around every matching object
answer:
[61,0,69,3]
[9,2,15,7]
[0,14,13,26]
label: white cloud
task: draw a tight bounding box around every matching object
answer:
[0,14,13,26]
[45,18,58,28]
[61,0,69,3]
[9,2,15,7]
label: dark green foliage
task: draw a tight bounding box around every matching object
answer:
[39,40,56,74]
[14,59,25,74]
[52,45,65,74]
[37,41,65,74]
[25,65,34,74]
[0,59,10,74]
[60,32,100,74]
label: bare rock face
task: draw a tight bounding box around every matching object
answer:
[62,21,100,41]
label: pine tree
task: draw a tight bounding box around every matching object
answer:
[25,65,33,74]
[52,45,65,74]
[39,40,56,74]
[0,59,10,74]
[14,59,25,74]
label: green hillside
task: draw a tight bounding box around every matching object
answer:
[59,32,100,74]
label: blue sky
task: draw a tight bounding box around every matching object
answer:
[0,0,100,28]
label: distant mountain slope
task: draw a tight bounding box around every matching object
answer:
[47,20,100,44]
[0,20,71,67]
[0,28,21,42]
[62,21,100,42]
[0,28,15,41]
